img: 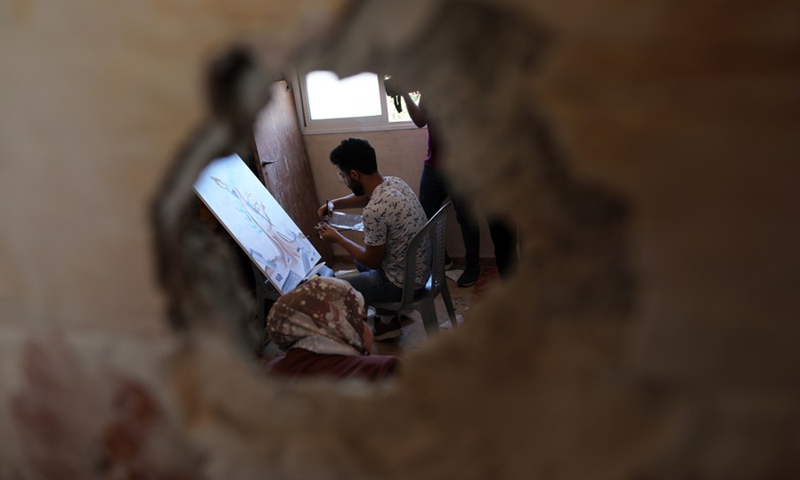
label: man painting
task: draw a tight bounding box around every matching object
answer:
[317,138,429,340]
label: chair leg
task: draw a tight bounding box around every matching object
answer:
[419,300,440,337]
[440,283,458,328]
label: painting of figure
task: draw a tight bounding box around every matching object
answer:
[194,154,322,294]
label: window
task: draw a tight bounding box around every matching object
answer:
[292,70,420,134]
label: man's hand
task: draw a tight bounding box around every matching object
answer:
[317,201,333,221]
[317,222,386,268]
[317,222,340,243]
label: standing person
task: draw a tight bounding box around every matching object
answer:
[385,81,518,286]
[317,138,429,341]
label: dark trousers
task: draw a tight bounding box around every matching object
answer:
[418,164,450,219]
[418,165,518,278]
[345,260,404,316]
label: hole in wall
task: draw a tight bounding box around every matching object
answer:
[150,0,633,373]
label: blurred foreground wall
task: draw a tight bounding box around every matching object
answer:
[1,0,798,478]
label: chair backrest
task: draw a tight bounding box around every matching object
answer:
[397,202,450,305]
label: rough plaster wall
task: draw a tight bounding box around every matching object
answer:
[528,0,800,386]
[0,0,347,331]
[1,0,799,479]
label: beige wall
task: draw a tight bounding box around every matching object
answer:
[303,127,499,261]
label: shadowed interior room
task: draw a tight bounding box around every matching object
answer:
[1,0,799,478]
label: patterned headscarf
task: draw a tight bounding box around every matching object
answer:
[267,277,369,356]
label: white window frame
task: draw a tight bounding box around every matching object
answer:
[290,69,418,135]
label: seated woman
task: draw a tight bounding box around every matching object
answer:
[265,277,399,381]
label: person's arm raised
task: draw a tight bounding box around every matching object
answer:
[385,78,427,128]
[402,93,427,129]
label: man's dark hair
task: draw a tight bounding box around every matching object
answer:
[329,138,378,175]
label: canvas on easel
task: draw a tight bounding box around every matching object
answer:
[194,153,323,294]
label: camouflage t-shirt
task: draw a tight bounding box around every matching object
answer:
[363,176,430,289]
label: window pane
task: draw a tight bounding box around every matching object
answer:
[306,71,382,120]
[387,92,421,123]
